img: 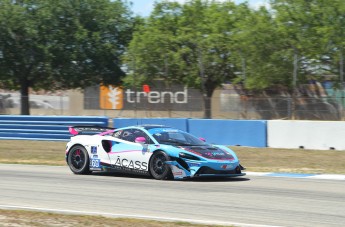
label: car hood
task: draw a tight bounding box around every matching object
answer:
[176,145,236,161]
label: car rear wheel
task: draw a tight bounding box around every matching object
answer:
[67,145,91,174]
[149,151,172,180]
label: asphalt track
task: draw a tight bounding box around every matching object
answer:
[0,164,344,227]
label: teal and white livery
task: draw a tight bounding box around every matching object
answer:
[66,125,246,180]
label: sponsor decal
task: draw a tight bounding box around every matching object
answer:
[221,164,233,169]
[186,147,234,161]
[91,146,97,154]
[188,162,201,167]
[205,152,228,157]
[110,165,147,174]
[174,171,183,176]
[114,156,148,171]
[114,130,122,137]
[169,165,187,178]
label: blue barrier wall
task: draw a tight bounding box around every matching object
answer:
[188,119,267,147]
[0,115,109,141]
[113,118,189,131]
[113,118,267,147]
[0,115,266,146]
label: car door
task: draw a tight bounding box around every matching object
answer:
[108,128,152,173]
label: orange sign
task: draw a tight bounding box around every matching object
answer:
[100,85,123,109]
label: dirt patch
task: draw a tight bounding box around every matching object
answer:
[0,210,225,227]
[232,146,345,174]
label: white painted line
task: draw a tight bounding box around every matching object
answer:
[307,174,345,180]
[246,172,345,181]
[246,172,274,176]
[0,204,283,227]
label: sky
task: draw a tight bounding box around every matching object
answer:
[130,0,270,17]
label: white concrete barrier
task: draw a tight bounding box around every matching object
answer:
[268,120,345,150]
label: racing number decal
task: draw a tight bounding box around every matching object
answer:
[90,159,100,168]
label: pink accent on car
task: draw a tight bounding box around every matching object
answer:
[108,150,142,155]
[69,127,79,135]
[199,137,206,142]
[98,130,115,136]
[135,137,146,143]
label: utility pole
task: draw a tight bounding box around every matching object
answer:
[242,54,246,81]
[198,47,210,119]
[340,51,344,84]
[340,51,344,120]
[291,47,298,120]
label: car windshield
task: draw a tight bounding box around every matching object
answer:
[147,128,206,146]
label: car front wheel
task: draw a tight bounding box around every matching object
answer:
[67,145,91,174]
[149,151,172,180]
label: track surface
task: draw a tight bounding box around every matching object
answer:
[0,164,344,227]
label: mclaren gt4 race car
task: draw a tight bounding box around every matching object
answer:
[66,125,246,180]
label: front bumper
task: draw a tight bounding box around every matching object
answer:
[166,160,246,180]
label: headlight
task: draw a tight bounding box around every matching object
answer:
[179,152,200,160]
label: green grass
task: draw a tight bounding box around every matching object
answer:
[1,140,345,174]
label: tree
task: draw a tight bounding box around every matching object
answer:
[0,0,134,115]
[124,0,250,118]
[269,0,344,85]
[232,5,289,90]
[310,0,345,83]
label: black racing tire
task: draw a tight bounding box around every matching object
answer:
[67,145,91,175]
[149,151,173,180]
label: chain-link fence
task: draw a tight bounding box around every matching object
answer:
[1,89,344,120]
[219,96,344,120]
[0,92,68,116]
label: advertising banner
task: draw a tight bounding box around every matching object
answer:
[84,85,203,111]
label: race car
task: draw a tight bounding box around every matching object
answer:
[66,125,245,180]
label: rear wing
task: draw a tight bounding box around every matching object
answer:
[69,125,115,136]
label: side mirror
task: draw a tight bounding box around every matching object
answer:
[199,137,206,142]
[135,137,146,144]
